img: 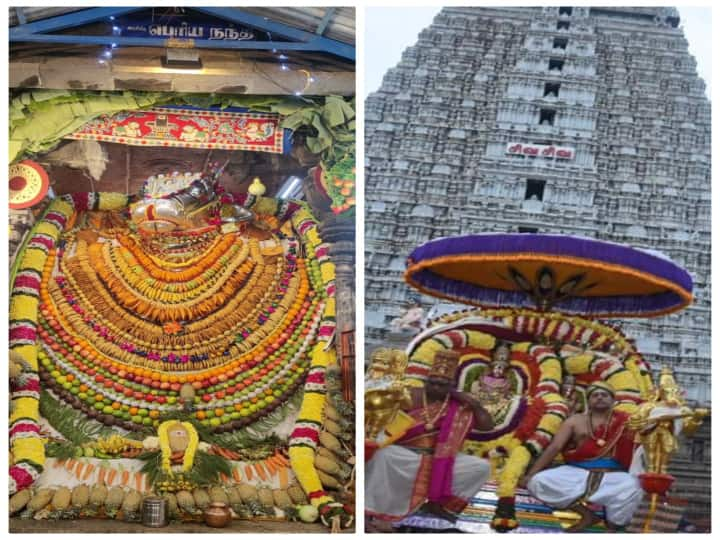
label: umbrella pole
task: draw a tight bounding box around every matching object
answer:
[642,493,659,533]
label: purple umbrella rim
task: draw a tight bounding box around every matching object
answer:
[405,234,693,318]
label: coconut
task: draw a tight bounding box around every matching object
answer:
[167,423,190,453]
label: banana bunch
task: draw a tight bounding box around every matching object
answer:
[156,475,196,493]
[95,435,141,455]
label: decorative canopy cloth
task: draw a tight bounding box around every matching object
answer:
[405,234,693,318]
[66,107,289,153]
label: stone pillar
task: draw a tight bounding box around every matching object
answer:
[302,168,356,401]
[319,215,355,402]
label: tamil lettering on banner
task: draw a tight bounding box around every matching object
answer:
[506,142,575,160]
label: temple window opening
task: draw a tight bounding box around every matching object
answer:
[549,58,565,71]
[525,179,546,201]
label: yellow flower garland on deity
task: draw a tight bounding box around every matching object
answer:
[496,346,565,497]
[498,445,532,497]
[406,330,495,387]
[563,350,642,413]
[437,307,634,354]
[624,353,654,399]
[158,421,199,475]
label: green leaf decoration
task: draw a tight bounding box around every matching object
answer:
[45,441,78,460]
[39,390,118,445]
[139,450,232,488]
[209,390,302,451]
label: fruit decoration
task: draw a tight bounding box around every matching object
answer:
[9,188,354,530]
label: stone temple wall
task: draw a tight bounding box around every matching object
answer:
[364,6,710,522]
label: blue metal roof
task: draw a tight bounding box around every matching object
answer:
[9,6,355,61]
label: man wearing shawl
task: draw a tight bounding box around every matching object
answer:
[524,381,643,531]
[366,349,493,527]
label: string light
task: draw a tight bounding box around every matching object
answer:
[265,30,311,96]
[297,69,315,95]
[103,16,119,64]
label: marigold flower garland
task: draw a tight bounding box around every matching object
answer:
[285,205,348,519]
[9,193,128,494]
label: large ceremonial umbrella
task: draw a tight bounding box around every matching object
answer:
[405,234,693,318]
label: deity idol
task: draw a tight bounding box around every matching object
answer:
[470,343,519,427]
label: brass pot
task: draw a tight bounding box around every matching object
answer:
[204,502,232,528]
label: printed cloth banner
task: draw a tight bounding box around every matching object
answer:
[66,107,286,153]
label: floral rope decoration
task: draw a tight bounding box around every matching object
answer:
[561,348,642,414]
[491,345,567,532]
[406,328,496,386]
[9,193,128,494]
[287,205,347,518]
[435,307,633,354]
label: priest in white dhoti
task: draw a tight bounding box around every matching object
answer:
[365,350,493,526]
[524,381,643,531]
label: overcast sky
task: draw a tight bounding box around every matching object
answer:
[365,6,712,100]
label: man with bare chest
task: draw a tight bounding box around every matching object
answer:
[522,382,643,531]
